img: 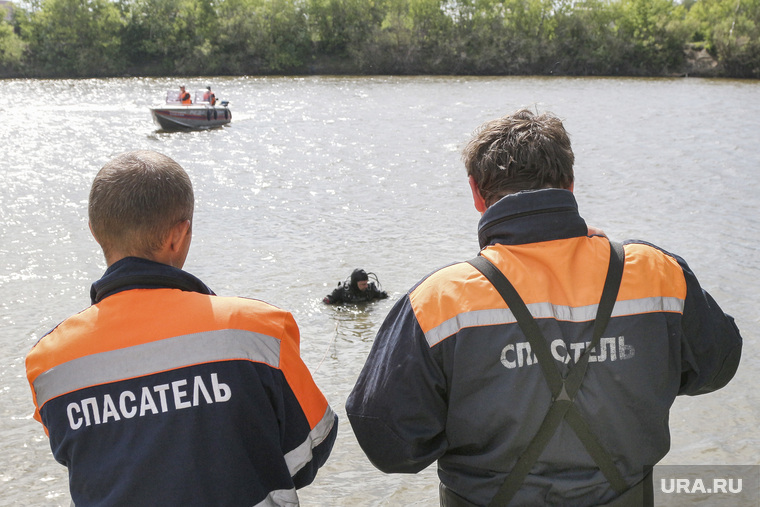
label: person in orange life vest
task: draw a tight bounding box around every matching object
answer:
[25,150,337,506]
[179,85,192,104]
[203,86,216,106]
[346,109,742,507]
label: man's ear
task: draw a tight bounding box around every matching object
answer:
[88,221,101,245]
[167,220,191,254]
[156,219,192,268]
[469,175,487,213]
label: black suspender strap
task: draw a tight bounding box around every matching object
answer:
[467,241,626,506]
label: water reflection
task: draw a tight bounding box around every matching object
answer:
[328,305,380,342]
[2,76,758,506]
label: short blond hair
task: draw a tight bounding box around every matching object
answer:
[88,151,194,259]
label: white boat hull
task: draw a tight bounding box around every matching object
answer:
[150,105,231,131]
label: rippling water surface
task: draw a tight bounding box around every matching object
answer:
[1,76,758,505]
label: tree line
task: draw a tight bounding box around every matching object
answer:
[1,0,758,79]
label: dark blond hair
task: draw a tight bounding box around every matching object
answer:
[462,109,574,208]
[89,150,194,259]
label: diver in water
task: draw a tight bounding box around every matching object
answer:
[323,269,388,304]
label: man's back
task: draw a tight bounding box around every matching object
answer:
[417,237,681,504]
[27,258,337,506]
[346,189,741,506]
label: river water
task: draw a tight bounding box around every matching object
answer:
[1,76,758,505]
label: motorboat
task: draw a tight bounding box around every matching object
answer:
[150,89,231,130]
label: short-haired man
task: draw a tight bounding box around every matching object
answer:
[346,109,742,506]
[26,150,337,506]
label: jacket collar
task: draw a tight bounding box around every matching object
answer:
[90,257,215,304]
[477,189,588,249]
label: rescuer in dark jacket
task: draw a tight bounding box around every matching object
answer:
[345,109,742,507]
[323,269,388,304]
[26,150,337,507]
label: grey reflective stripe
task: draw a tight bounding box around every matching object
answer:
[33,329,281,408]
[252,488,299,507]
[284,405,336,476]
[427,308,519,347]
[424,296,684,347]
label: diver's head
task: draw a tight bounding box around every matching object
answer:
[350,268,369,291]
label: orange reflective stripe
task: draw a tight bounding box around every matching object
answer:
[409,237,687,340]
[479,238,615,307]
[276,311,330,429]
[614,242,686,302]
[409,262,504,335]
[27,289,328,430]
